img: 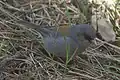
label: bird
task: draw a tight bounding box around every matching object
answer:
[16,20,96,59]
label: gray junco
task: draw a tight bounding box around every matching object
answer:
[17,20,96,59]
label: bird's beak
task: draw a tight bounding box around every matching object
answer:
[91,38,97,45]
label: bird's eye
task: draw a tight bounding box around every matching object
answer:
[84,33,93,42]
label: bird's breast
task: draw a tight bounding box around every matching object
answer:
[43,36,79,58]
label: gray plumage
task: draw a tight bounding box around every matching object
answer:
[17,20,96,58]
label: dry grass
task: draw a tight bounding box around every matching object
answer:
[0,0,120,80]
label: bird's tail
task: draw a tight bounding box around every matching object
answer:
[16,20,53,37]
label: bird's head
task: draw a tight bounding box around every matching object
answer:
[71,24,96,42]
